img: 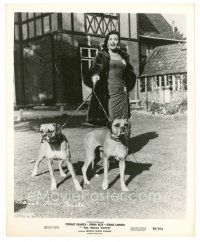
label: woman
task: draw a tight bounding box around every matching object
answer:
[83,30,136,125]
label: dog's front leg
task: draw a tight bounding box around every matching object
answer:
[102,155,109,190]
[65,155,82,191]
[32,143,45,177]
[119,159,129,192]
[47,159,57,190]
[58,160,67,177]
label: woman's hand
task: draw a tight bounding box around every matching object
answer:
[91,74,100,86]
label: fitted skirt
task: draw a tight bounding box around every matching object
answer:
[108,86,129,120]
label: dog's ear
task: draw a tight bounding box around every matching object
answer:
[106,120,113,130]
[53,123,62,133]
[40,124,44,133]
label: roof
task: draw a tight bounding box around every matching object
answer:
[138,14,184,41]
[141,43,187,77]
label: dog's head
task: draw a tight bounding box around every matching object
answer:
[40,123,61,143]
[109,119,130,138]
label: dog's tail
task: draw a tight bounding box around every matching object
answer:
[29,160,35,163]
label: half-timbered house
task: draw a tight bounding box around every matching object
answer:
[14,12,186,107]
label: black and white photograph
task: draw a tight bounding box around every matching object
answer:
[6,3,195,236]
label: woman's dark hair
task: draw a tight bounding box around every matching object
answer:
[102,30,120,51]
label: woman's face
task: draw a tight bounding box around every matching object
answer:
[107,34,119,51]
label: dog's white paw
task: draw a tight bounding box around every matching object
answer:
[94,174,99,178]
[31,170,37,177]
[84,180,90,185]
[75,184,82,191]
[60,172,67,178]
[74,180,82,191]
[102,180,108,190]
[51,180,57,190]
[51,185,57,190]
[122,186,129,192]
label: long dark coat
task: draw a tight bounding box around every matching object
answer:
[83,49,137,125]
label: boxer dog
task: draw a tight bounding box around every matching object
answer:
[31,123,82,191]
[82,119,130,191]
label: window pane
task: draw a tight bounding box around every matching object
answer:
[140,79,145,92]
[36,18,42,36]
[167,75,172,87]
[161,76,165,87]
[91,49,97,57]
[81,60,89,77]
[21,13,27,21]
[29,21,35,38]
[28,12,34,19]
[81,49,89,58]
[43,16,50,33]
[22,23,28,40]
[147,78,151,92]
[51,13,58,31]
[14,24,19,40]
[14,13,18,22]
[182,74,187,90]
[153,78,158,91]
[156,77,160,87]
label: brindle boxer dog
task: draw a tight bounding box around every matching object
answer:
[31,123,82,191]
[82,119,130,191]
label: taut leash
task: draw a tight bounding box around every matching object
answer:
[60,92,92,129]
[60,88,110,129]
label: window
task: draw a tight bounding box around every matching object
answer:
[14,25,19,40]
[181,73,187,90]
[167,75,173,90]
[152,76,158,91]
[15,12,58,41]
[140,79,145,93]
[80,47,98,100]
[147,78,151,92]
[161,76,165,87]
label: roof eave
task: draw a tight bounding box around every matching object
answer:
[140,70,187,78]
[139,35,186,42]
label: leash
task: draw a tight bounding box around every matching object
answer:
[60,92,92,129]
[59,85,139,164]
[60,87,110,129]
[92,89,140,164]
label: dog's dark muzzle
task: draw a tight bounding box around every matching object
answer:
[41,133,55,143]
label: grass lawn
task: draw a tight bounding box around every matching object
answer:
[14,111,187,219]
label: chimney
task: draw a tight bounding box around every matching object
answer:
[171,20,175,32]
[174,26,178,33]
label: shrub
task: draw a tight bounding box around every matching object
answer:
[147,98,187,115]
[178,98,187,112]
[149,102,163,114]
[165,103,179,115]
